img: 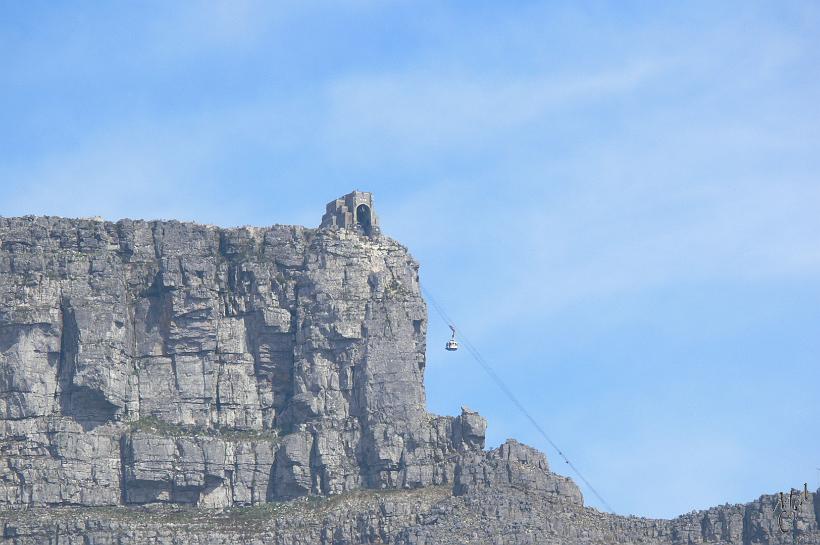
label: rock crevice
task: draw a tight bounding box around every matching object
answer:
[0,216,474,509]
[1,213,817,544]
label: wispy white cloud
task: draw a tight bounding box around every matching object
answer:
[2,2,819,519]
[0,99,291,222]
[409,171,820,338]
[143,0,292,61]
[323,61,661,161]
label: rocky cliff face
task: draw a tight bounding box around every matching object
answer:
[0,216,479,509]
[0,213,818,544]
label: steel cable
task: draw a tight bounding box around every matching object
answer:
[421,284,615,513]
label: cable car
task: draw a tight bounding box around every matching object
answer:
[445,325,458,351]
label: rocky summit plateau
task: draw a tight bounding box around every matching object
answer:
[0,191,817,544]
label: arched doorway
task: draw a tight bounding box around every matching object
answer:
[356,204,372,235]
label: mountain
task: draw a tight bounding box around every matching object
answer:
[0,192,817,544]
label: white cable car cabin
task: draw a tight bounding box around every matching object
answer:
[445,325,458,351]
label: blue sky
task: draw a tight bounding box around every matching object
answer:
[2,1,819,518]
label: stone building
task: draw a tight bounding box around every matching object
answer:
[320,190,379,236]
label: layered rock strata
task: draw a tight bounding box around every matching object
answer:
[0,216,479,509]
[1,213,818,544]
[3,440,817,544]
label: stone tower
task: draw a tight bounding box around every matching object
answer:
[320,190,379,236]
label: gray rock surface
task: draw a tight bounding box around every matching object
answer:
[2,441,817,544]
[0,210,818,544]
[0,215,467,509]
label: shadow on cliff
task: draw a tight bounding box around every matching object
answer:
[58,300,119,431]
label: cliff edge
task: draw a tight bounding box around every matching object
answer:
[0,193,818,544]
